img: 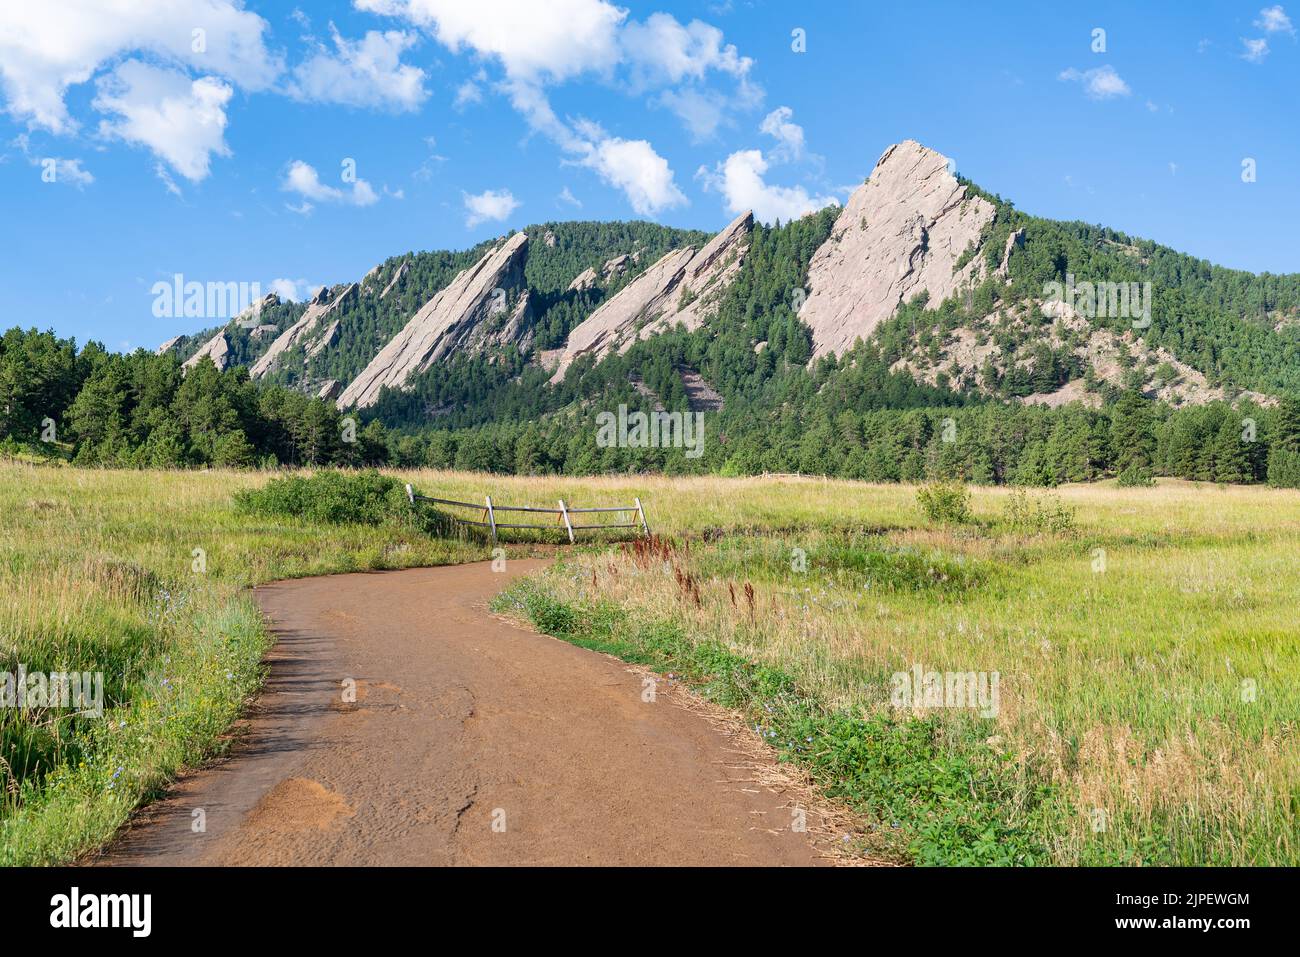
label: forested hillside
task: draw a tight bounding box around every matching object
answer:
[7,151,1300,487]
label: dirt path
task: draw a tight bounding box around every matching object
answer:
[100,560,826,866]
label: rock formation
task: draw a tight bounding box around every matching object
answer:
[182,331,230,371]
[380,260,409,299]
[250,284,356,379]
[337,232,531,409]
[568,266,598,292]
[798,140,997,359]
[156,335,183,356]
[232,292,280,328]
[550,210,753,382]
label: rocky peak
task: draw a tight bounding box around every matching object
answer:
[549,211,753,382]
[338,232,531,409]
[249,283,357,379]
[798,140,997,359]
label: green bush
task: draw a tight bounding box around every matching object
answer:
[1115,464,1155,487]
[917,480,973,525]
[234,469,449,534]
[1001,490,1076,534]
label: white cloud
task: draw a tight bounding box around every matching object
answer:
[356,0,625,83]
[454,73,484,109]
[10,134,94,188]
[269,278,315,301]
[697,149,837,225]
[1255,5,1295,33]
[759,106,805,162]
[289,28,428,111]
[356,1,759,211]
[93,61,233,181]
[0,0,279,134]
[282,159,380,207]
[620,12,751,86]
[155,163,182,196]
[656,87,727,141]
[1241,37,1271,62]
[572,126,687,215]
[1058,65,1131,99]
[557,186,582,208]
[42,157,95,189]
[463,188,520,227]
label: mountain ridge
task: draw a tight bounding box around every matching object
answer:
[160,140,1300,423]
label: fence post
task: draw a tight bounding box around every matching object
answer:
[485,495,497,545]
[634,497,650,537]
[557,499,575,544]
[405,483,414,505]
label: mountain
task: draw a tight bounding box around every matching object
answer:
[799,140,1000,359]
[114,137,1300,483]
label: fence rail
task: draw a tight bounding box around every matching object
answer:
[406,485,649,544]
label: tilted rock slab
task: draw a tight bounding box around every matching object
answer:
[250,284,357,379]
[799,140,996,359]
[379,260,409,299]
[156,335,183,356]
[338,232,531,409]
[182,331,230,371]
[550,210,753,382]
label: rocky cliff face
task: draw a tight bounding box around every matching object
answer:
[549,210,753,382]
[798,140,996,359]
[337,232,531,409]
[181,330,230,371]
[249,284,356,379]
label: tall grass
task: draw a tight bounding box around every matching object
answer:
[0,463,488,864]
[491,478,1300,865]
[4,464,1296,865]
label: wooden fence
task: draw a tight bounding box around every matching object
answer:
[405,484,649,544]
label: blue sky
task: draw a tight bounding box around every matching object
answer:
[2,0,1298,352]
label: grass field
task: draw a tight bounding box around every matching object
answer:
[2,461,1297,865]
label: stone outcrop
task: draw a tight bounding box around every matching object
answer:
[337,233,531,409]
[250,284,357,379]
[380,260,409,299]
[602,254,630,280]
[156,335,183,356]
[798,140,997,359]
[182,331,230,371]
[550,210,753,382]
[232,292,280,328]
[316,379,342,401]
[568,266,598,292]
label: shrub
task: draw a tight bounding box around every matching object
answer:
[917,480,973,525]
[1115,464,1155,487]
[1001,490,1076,534]
[234,469,449,534]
